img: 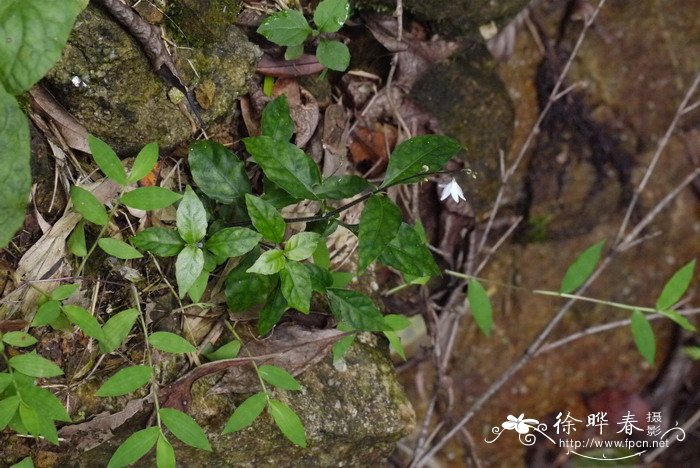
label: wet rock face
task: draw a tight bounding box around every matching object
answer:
[44,4,258,155]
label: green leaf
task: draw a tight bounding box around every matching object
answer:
[187,270,208,303]
[258,365,301,390]
[379,222,441,276]
[258,287,288,335]
[315,175,371,200]
[0,396,20,430]
[225,250,276,312]
[128,142,159,184]
[245,195,286,243]
[326,288,390,331]
[17,384,70,422]
[223,392,267,433]
[331,272,354,288]
[9,457,33,468]
[0,0,85,94]
[243,136,321,199]
[383,314,411,331]
[2,332,37,348]
[149,332,197,354]
[107,426,159,468]
[98,238,143,260]
[50,283,79,301]
[631,310,655,365]
[560,240,605,293]
[156,435,176,468]
[467,280,493,336]
[261,95,295,142]
[100,309,139,354]
[32,300,61,327]
[70,186,109,226]
[268,399,307,447]
[18,403,44,439]
[656,260,696,311]
[131,227,185,257]
[358,195,402,271]
[313,241,331,269]
[381,135,462,188]
[88,135,127,185]
[284,232,321,261]
[0,86,30,248]
[658,309,697,332]
[280,261,312,313]
[0,373,12,393]
[120,187,182,211]
[262,178,301,208]
[96,365,152,397]
[188,141,251,203]
[316,39,350,71]
[285,43,304,60]
[247,250,286,275]
[9,353,63,377]
[385,330,406,359]
[205,227,262,258]
[332,334,354,363]
[305,263,333,293]
[176,245,205,297]
[159,408,212,451]
[205,340,241,361]
[683,346,700,360]
[67,220,87,257]
[257,10,311,46]
[314,0,349,32]
[176,186,207,244]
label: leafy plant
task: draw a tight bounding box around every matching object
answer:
[257,0,351,71]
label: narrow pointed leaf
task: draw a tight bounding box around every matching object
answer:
[107,426,159,468]
[67,220,87,257]
[32,300,61,327]
[9,354,63,378]
[358,195,402,271]
[50,283,79,300]
[156,435,176,468]
[121,187,182,211]
[467,280,493,336]
[70,186,108,226]
[0,396,20,430]
[100,309,139,353]
[258,365,301,390]
[205,340,241,361]
[128,142,159,184]
[96,365,152,397]
[560,240,605,293]
[656,260,696,311]
[176,186,207,244]
[159,408,212,451]
[268,400,307,447]
[223,392,268,433]
[88,135,127,185]
[2,332,37,348]
[149,332,197,354]
[381,135,462,188]
[176,246,204,297]
[98,238,143,260]
[631,310,655,365]
[63,305,106,341]
[332,334,355,363]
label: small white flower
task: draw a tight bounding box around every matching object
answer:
[502,414,539,434]
[439,178,466,203]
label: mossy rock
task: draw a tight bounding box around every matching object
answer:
[165,0,243,47]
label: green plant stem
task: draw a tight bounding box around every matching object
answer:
[131,285,162,428]
[224,322,269,397]
[77,202,121,276]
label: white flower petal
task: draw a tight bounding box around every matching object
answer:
[502,421,517,430]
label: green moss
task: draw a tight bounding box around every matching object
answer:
[166,0,243,48]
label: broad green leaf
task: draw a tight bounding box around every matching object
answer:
[159,408,212,451]
[313,240,331,269]
[128,142,159,184]
[257,10,311,46]
[205,340,241,361]
[378,223,440,277]
[245,194,286,243]
[98,238,143,260]
[284,232,321,261]
[656,260,696,311]
[18,403,43,439]
[332,334,354,363]
[188,141,251,203]
[9,353,63,378]
[2,332,37,348]
[314,0,350,32]
[149,332,197,354]
[326,288,390,332]
[285,43,304,60]
[131,227,185,257]
[381,135,462,188]
[467,280,493,336]
[17,384,70,422]
[0,396,20,430]
[205,226,262,258]
[383,314,411,331]
[560,240,605,293]
[107,426,159,468]
[176,245,204,297]
[0,373,12,393]
[96,365,151,397]
[223,392,267,433]
[631,310,655,365]
[358,195,402,272]
[316,39,350,71]
[9,457,33,468]
[176,186,207,244]
[262,178,301,208]
[243,136,321,199]
[0,85,30,248]
[50,283,79,301]
[331,272,354,288]
[247,250,286,275]
[67,220,87,257]
[88,135,127,185]
[315,175,371,200]
[225,249,276,312]
[188,270,209,303]
[384,331,406,360]
[100,308,138,353]
[268,399,307,447]
[261,95,294,142]
[156,435,176,468]
[659,309,697,332]
[258,287,288,335]
[32,300,61,327]
[305,263,333,293]
[121,187,182,211]
[280,261,312,313]
[70,186,108,226]
[258,365,301,390]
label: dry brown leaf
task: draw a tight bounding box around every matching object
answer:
[29,86,89,153]
[256,53,325,77]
